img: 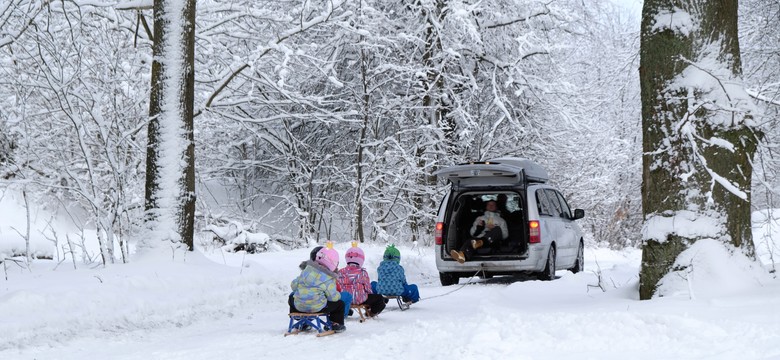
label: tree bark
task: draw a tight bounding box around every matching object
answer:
[639,0,759,299]
[144,0,196,250]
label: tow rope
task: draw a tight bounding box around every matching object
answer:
[417,269,485,302]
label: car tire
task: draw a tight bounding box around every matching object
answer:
[440,272,459,286]
[538,246,556,281]
[569,241,584,274]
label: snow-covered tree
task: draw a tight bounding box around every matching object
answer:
[0,0,648,257]
[552,1,642,249]
[143,0,196,251]
[739,0,780,272]
[740,0,780,208]
[0,2,148,264]
[0,0,50,49]
[639,0,760,299]
[194,0,642,247]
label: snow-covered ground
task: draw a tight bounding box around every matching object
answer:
[2,187,780,359]
[2,241,780,360]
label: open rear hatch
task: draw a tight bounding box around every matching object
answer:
[442,191,528,261]
[435,158,546,263]
[434,159,548,188]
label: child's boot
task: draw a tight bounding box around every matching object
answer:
[450,249,465,263]
[331,323,346,333]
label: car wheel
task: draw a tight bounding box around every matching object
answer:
[569,241,584,274]
[440,272,459,286]
[538,246,556,281]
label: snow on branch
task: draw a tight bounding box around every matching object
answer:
[482,7,550,29]
[669,47,756,128]
[746,88,780,107]
[115,0,153,10]
[681,121,748,201]
[0,0,52,49]
[662,42,754,201]
[198,0,350,114]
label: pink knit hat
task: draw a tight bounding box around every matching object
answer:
[315,247,339,271]
[345,246,365,267]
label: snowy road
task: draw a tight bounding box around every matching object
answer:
[3,245,780,360]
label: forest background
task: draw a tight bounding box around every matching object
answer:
[1,0,779,265]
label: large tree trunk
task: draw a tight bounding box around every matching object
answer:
[144,0,196,250]
[639,0,759,299]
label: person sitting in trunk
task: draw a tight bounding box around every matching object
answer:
[450,200,508,263]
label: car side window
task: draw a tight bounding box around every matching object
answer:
[555,191,572,219]
[536,189,552,216]
[545,189,563,218]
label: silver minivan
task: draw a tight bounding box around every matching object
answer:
[433,157,585,285]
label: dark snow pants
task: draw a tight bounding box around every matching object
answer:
[362,293,387,315]
[459,226,502,259]
[288,294,345,325]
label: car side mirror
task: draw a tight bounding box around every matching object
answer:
[572,209,585,220]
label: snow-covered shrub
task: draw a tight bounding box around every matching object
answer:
[204,221,271,254]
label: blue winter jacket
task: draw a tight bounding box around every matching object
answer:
[291,260,341,312]
[376,260,407,296]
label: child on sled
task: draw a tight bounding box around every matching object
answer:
[289,245,346,333]
[337,243,386,318]
[372,244,420,304]
[301,245,352,316]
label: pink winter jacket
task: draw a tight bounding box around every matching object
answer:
[337,264,373,304]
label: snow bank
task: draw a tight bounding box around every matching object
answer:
[3,241,780,359]
[3,186,780,359]
[0,241,434,352]
[0,251,288,351]
[655,239,771,299]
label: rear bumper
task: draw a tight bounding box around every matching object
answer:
[435,244,548,273]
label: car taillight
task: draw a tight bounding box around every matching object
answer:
[529,220,540,243]
[435,222,444,245]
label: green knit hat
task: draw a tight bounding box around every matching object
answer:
[383,244,401,262]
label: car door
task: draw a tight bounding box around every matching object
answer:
[544,189,574,267]
[547,189,578,266]
[534,189,560,253]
